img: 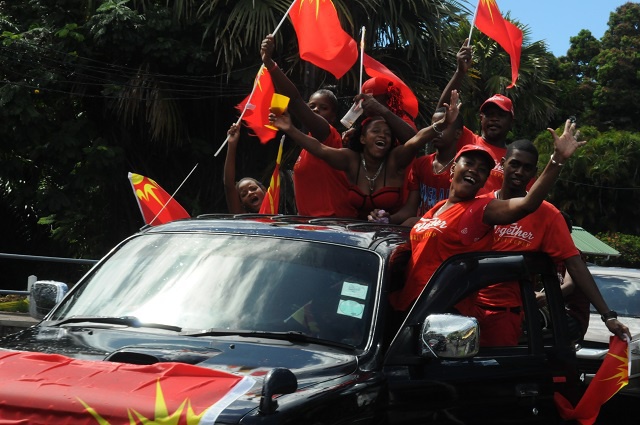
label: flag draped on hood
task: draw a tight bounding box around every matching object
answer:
[128,172,190,226]
[474,0,523,88]
[289,0,358,78]
[0,350,254,425]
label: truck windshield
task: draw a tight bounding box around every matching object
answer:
[49,233,381,348]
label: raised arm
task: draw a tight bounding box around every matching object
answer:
[223,123,244,214]
[564,256,631,341]
[391,90,460,169]
[261,34,331,141]
[437,39,471,109]
[269,111,352,172]
[484,120,585,224]
[355,93,417,143]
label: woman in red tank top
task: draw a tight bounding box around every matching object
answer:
[269,92,463,220]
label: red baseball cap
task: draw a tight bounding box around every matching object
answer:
[480,94,514,117]
[454,144,496,170]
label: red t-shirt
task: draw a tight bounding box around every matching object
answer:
[390,197,494,311]
[293,126,357,218]
[407,154,451,216]
[475,192,580,307]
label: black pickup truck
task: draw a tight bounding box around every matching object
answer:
[0,215,591,424]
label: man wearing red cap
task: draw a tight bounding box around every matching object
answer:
[437,40,518,192]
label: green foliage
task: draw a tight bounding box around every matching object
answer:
[594,232,640,268]
[0,0,638,273]
[554,2,640,132]
[534,127,640,235]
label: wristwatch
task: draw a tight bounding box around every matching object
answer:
[601,310,618,322]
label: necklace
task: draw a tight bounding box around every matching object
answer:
[361,154,384,193]
[434,201,450,217]
[433,156,454,175]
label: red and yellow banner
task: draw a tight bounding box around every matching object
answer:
[0,350,254,425]
[259,137,285,214]
[474,0,523,88]
[236,67,277,144]
[554,336,629,425]
[289,0,358,78]
[128,172,190,226]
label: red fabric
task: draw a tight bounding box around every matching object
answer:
[293,126,357,218]
[407,154,451,216]
[466,306,522,346]
[289,0,358,79]
[476,194,579,307]
[474,0,523,88]
[362,54,419,119]
[128,172,189,226]
[554,337,629,424]
[0,350,249,425]
[259,139,284,214]
[236,67,277,144]
[390,197,494,311]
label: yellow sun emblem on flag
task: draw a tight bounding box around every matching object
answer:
[479,0,498,23]
[297,0,338,19]
[600,350,630,398]
[79,380,206,425]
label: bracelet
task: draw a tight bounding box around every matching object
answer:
[266,61,278,72]
[550,154,564,167]
[432,123,444,138]
[601,310,618,322]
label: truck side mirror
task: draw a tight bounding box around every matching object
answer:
[420,314,479,359]
[259,367,297,415]
[29,280,68,320]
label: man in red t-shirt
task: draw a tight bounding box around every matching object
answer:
[437,41,518,193]
[472,139,625,346]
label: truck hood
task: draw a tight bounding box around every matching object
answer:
[0,326,359,424]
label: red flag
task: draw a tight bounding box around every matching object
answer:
[0,350,254,424]
[259,137,284,214]
[363,54,419,120]
[289,0,358,78]
[554,336,629,425]
[474,0,523,88]
[128,172,190,226]
[236,67,277,144]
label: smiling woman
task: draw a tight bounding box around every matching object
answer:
[269,91,463,219]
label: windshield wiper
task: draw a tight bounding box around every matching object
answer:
[184,329,354,350]
[49,316,182,332]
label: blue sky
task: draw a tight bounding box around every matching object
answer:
[485,0,630,56]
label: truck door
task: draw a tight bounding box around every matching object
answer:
[384,253,579,425]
